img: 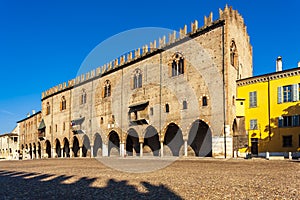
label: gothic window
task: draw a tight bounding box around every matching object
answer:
[171,53,184,77]
[230,40,238,69]
[103,80,111,98]
[165,103,170,113]
[202,96,208,106]
[81,89,87,104]
[183,100,187,110]
[61,96,67,111]
[46,102,51,115]
[133,69,142,89]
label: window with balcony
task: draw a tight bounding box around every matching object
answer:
[171,53,184,77]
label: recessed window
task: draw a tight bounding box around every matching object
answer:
[282,135,292,147]
[249,91,257,108]
[202,96,208,106]
[133,69,142,89]
[100,117,104,124]
[171,53,184,77]
[165,104,170,113]
[46,102,51,115]
[103,80,111,98]
[63,122,65,131]
[230,40,238,68]
[81,89,87,104]
[250,119,258,130]
[183,100,187,109]
[150,107,153,116]
[61,96,67,111]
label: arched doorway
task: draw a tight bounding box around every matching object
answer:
[72,136,80,157]
[93,133,102,157]
[82,135,91,157]
[29,143,32,159]
[45,140,51,158]
[144,126,160,156]
[126,129,140,156]
[108,131,120,156]
[188,120,212,157]
[55,139,61,158]
[33,143,37,159]
[164,123,184,156]
[37,142,41,159]
[21,144,24,159]
[63,138,70,157]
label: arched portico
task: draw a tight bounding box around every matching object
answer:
[55,139,61,158]
[63,138,70,157]
[143,126,160,156]
[126,128,140,156]
[82,135,91,157]
[163,123,184,156]
[72,136,80,157]
[45,140,51,158]
[93,133,103,157]
[108,131,120,156]
[188,120,212,157]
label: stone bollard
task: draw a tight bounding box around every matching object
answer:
[266,152,269,160]
[289,152,292,160]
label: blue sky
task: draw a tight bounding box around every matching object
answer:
[0,0,299,133]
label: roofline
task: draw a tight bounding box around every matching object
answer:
[237,67,300,83]
[17,111,42,123]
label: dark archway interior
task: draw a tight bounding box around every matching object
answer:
[108,131,120,156]
[29,144,32,159]
[37,142,41,158]
[45,141,51,158]
[93,133,102,157]
[188,120,212,157]
[126,129,140,156]
[82,136,90,157]
[63,138,70,157]
[55,140,61,157]
[164,123,184,156]
[72,137,80,157]
[144,126,160,156]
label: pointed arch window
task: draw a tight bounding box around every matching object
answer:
[165,103,170,113]
[61,96,67,111]
[171,53,184,77]
[46,102,51,115]
[133,69,142,89]
[202,96,208,106]
[230,40,238,69]
[183,100,187,110]
[81,89,87,104]
[103,80,111,98]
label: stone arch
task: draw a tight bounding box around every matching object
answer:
[82,135,91,157]
[188,120,212,157]
[126,128,140,156]
[45,140,51,158]
[143,125,160,156]
[63,137,70,157]
[55,138,61,158]
[29,143,32,159]
[163,123,184,156]
[72,136,80,157]
[93,133,103,157]
[37,142,41,159]
[108,131,120,156]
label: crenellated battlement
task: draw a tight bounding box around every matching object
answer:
[42,5,249,100]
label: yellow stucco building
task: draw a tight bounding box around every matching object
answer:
[237,58,300,156]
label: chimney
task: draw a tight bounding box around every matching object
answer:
[27,113,30,117]
[32,110,36,115]
[276,56,282,72]
[298,61,300,68]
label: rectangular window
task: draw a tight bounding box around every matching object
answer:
[249,91,257,108]
[282,135,292,147]
[283,116,292,127]
[283,85,292,102]
[292,115,300,127]
[292,84,299,101]
[250,119,258,130]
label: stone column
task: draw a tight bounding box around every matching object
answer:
[61,148,64,158]
[184,140,188,157]
[140,142,143,157]
[36,148,39,159]
[79,147,83,158]
[90,145,94,158]
[102,143,108,157]
[160,142,164,157]
[69,146,73,158]
[120,143,125,157]
[52,148,56,158]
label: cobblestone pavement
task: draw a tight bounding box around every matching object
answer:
[0,157,299,199]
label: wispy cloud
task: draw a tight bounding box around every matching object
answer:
[0,109,15,116]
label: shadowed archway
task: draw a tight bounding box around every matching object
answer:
[72,137,80,157]
[55,139,61,158]
[63,138,70,157]
[188,120,212,157]
[144,126,160,156]
[93,133,102,157]
[164,123,184,156]
[108,131,120,157]
[126,129,140,156]
[82,135,91,157]
[45,140,51,158]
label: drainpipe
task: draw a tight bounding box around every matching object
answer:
[222,23,227,158]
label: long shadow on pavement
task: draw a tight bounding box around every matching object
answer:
[0,170,182,200]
